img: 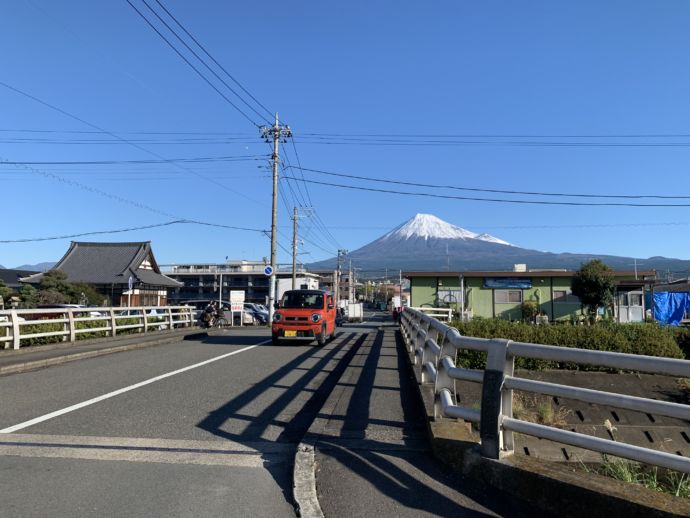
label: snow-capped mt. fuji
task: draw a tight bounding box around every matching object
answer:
[306,213,690,274]
[383,213,510,245]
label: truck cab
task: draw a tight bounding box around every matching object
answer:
[272,289,336,345]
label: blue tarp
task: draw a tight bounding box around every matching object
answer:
[653,292,689,326]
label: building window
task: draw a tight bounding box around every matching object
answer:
[495,290,522,303]
[553,290,580,304]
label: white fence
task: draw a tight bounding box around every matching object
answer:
[400,307,690,474]
[407,306,453,322]
[0,306,195,350]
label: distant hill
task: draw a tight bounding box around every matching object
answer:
[307,213,690,276]
[13,261,56,271]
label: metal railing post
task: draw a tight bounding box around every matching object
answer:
[480,338,511,459]
[109,309,117,337]
[10,309,20,350]
[67,309,76,342]
[167,307,174,329]
[502,353,515,454]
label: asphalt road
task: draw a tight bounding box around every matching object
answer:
[0,314,542,517]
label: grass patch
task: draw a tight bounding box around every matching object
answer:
[584,455,690,498]
[512,392,570,426]
[579,420,690,499]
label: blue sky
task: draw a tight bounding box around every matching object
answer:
[2,1,690,271]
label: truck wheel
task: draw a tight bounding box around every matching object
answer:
[316,325,326,346]
[272,333,280,345]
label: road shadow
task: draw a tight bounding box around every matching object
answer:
[314,327,547,518]
[196,331,366,506]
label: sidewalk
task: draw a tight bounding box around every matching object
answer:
[0,328,206,376]
[304,324,543,517]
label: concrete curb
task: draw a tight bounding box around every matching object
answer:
[400,327,690,518]
[0,330,208,377]
[293,441,324,518]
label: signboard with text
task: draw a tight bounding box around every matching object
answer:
[230,290,245,312]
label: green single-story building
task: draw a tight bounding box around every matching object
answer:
[404,270,656,323]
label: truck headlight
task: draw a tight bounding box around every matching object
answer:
[273,313,282,322]
[311,313,322,323]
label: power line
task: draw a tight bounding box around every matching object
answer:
[292,137,690,148]
[140,0,272,124]
[0,81,262,203]
[302,132,690,139]
[281,175,690,207]
[0,219,266,243]
[0,128,255,136]
[2,155,267,165]
[126,0,263,126]
[287,165,690,200]
[151,0,274,120]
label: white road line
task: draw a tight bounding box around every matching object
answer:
[0,341,267,434]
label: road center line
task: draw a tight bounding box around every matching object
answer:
[0,342,266,434]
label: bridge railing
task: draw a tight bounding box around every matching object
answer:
[400,307,690,474]
[0,306,195,350]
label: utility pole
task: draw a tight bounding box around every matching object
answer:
[261,113,292,323]
[292,207,298,290]
[336,249,348,304]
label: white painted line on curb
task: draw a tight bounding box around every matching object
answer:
[0,341,268,434]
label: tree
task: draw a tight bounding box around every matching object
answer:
[571,260,615,324]
[0,279,13,302]
[39,270,72,296]
[19,284,38,308]
[36,289,68,305]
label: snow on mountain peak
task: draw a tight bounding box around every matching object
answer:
[384,213,510,245]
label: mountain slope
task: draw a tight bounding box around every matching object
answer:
[307,213,690,275]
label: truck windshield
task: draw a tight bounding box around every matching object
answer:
[281,292,324,309]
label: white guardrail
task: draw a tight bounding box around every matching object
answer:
[0,306,194,350]
[400,307,690,474]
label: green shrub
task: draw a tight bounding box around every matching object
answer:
[451,319,684,370]
[20,321,65,346]
[672,327,690,360]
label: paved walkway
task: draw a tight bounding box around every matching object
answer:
[306,322,545,517]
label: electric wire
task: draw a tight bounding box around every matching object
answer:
[2,155,267,165]
[0,219,265,243]
[286,166,690,201]
[135,0,271,125]
[281,175,690,207]
[0,81,263,204]
[126,0,261,127]
[151,0,274,120]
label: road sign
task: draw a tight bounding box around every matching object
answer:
[230,290,245,312]
[264,265,273,276]
[128,276,134,291]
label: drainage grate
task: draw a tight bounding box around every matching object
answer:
[523,447,530,456]
[646,413,656,423]
[561,448,570,461]
[681,431,690,444]
[576,410,585,422]
[643,430,654,443]
[610,410,620,422]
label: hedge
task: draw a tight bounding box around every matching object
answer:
[449,319,685,371]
